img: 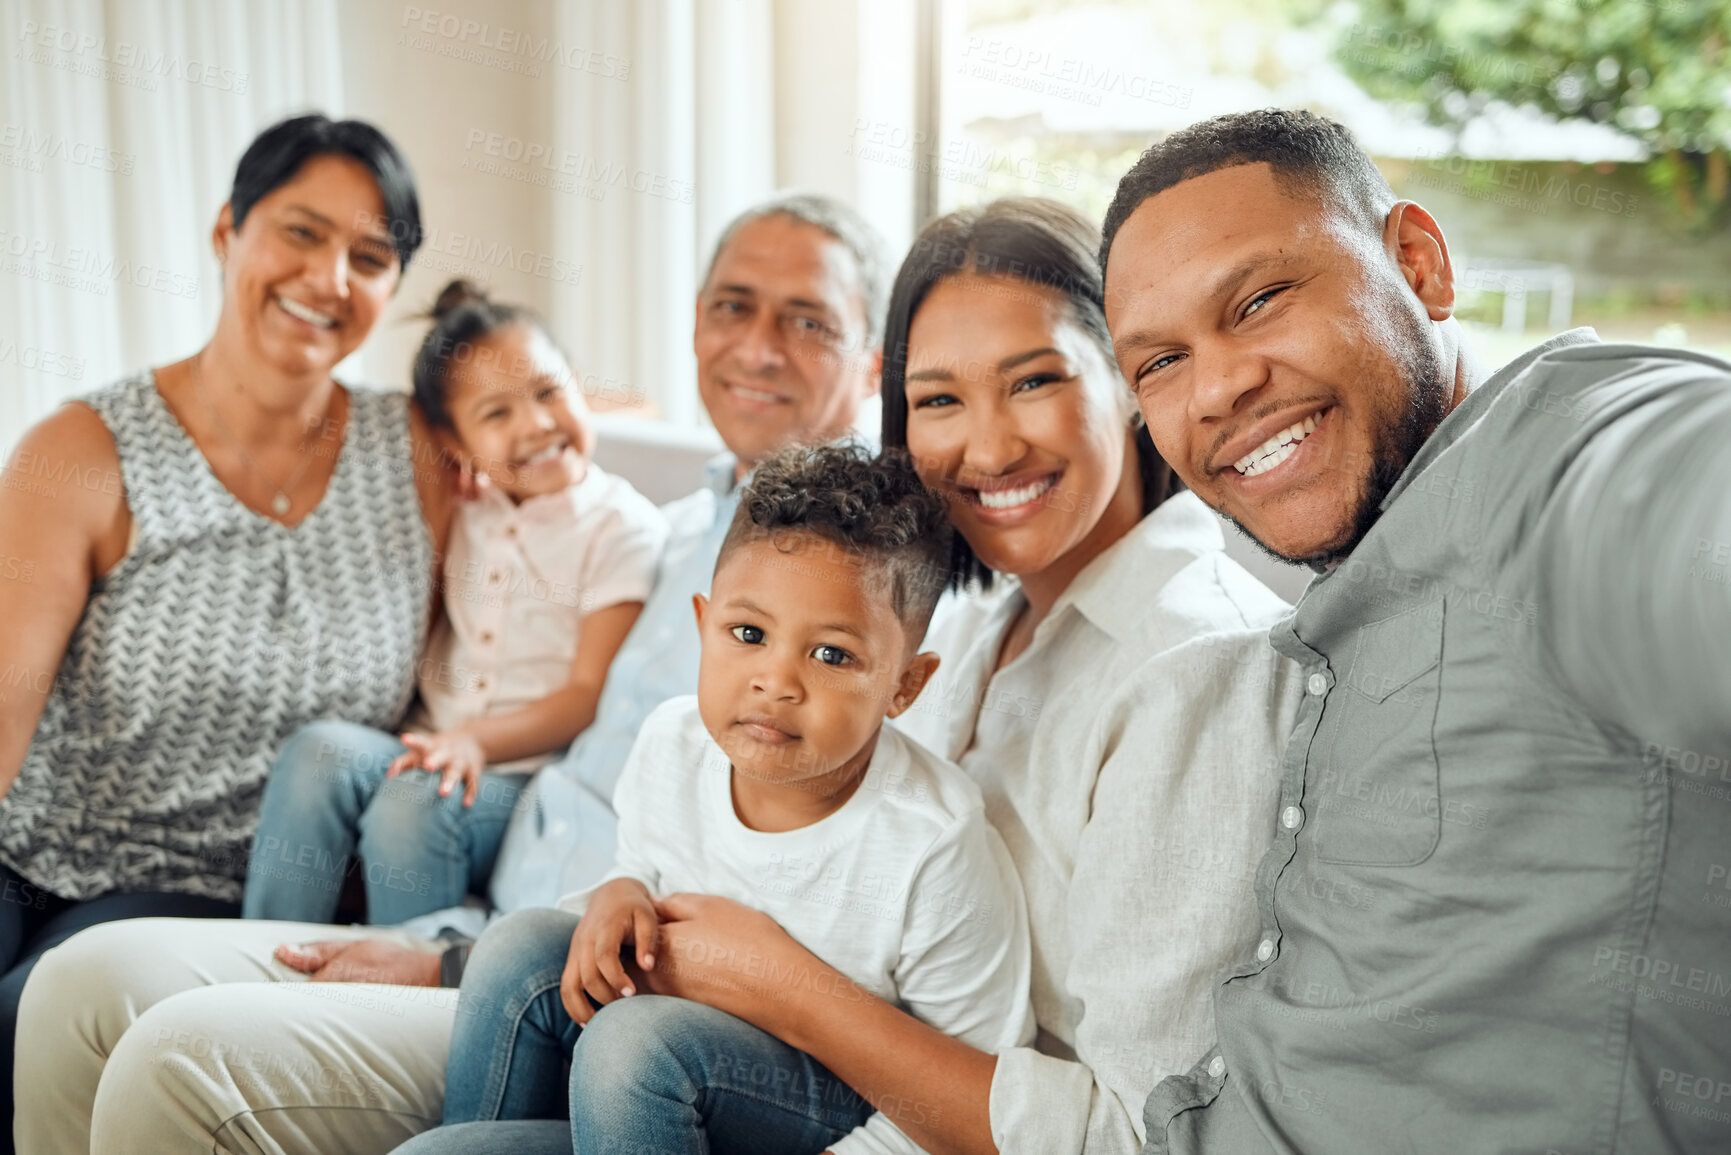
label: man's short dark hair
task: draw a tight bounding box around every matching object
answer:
[718,442,952,642]
[1100,109,1396,275]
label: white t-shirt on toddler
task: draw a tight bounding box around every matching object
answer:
[558,694,1035,1155]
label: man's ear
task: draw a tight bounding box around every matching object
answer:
[886,651,941,718]
[864,347,884,400]
[692,593,708,630]
[1383,200,1455,321]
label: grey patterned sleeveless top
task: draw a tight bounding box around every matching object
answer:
[0,371,432,903]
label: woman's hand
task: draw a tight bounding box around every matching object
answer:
[641,894,1000,1155]
[564,879,660,1024]
[387,728,487,806]
[633,893,821,1029]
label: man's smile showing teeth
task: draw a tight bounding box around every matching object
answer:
[276,296,337,329]
[1234,412,1319,477]
[974,474,1057,510]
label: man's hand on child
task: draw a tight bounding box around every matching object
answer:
[386,729,487,807]
[564,878,660,1025]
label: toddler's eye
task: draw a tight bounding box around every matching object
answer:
[812,645,852,667]
[730,625,764,645]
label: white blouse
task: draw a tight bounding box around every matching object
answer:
[898,491,1304,1155]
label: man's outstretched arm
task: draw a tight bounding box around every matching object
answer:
[1534,357,1731,756]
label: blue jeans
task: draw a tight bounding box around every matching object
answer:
[405,907,872,1155]
[242,719,530,926]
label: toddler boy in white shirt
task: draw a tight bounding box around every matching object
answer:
[428,442,1034,1155]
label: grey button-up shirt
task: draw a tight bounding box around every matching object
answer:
[1145,331,1731,1154]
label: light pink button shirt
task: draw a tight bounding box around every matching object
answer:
[415,463,667,770]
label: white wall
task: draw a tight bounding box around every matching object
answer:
[335,0,558,394]
[773,0,919,261]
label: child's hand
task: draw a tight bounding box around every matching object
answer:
[386,729,488,807]
[563,878,659,1025]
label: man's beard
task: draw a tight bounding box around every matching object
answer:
[1230,304,1452,571]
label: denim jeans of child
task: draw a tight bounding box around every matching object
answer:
[243,719,529,926]
[397,906,873,1154]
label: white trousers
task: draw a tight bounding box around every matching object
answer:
[14,917,457,1155]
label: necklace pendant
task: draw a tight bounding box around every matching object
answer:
[271,492,291,516]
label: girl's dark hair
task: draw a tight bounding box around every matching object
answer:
[879,197,1180,591]
[411,279,549,430]
[229,113,423,272]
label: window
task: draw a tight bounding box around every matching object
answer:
[927,0,1731,365]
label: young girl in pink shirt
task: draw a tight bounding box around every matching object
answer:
[242,279,666,928]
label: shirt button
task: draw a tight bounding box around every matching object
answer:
[1306,672,1328,696]
[505,524,518,538]
[480,631,494,644]
[1281,805,1303,830]
[1256,938,1275,962]
[476,676,489,691]
[488,569,503,584]
[1207,1056,1226,1078]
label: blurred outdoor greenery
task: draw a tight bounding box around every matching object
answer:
[1318,0,1731,230]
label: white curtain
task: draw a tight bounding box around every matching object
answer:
[547,0,775,428]
[0,0,343,452]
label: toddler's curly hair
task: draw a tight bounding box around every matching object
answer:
[719,442,953,639]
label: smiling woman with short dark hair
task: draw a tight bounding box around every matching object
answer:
[0,112,456,1151]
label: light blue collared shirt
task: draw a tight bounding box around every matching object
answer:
[403,455,740,940]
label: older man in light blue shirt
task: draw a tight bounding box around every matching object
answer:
[12,192,892,1155]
